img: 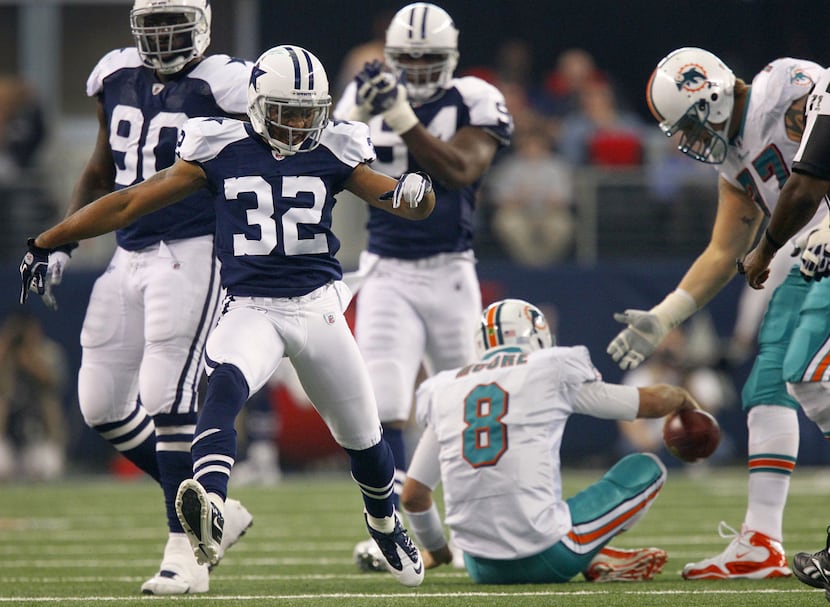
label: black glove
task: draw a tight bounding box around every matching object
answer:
[19,237,50,305]
[354,60,401,115]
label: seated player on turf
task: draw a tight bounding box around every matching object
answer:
[400,298,701,583]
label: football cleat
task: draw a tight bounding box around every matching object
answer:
[213,497,253,568]
[176,479,224,567]
[364,513,424,587]
[792,525,830,593]
[682,521,792,580]
[583,546,668,582]
[354,538,386,573]
[141,533,209,595]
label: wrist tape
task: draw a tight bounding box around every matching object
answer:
[383,86,419,135]
[650,289,697,329]
[402,503,447,552]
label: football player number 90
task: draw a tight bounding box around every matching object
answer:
[109,106,187,185]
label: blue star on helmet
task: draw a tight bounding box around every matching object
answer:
[250,64,267,88]
[226,57,249,66]
[675,67,707,91]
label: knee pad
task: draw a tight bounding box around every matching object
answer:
[78,361,138,426]
[605,452,667,492]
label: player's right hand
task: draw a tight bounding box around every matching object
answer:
[354,60,401,115]
[607,309,670,370]
[19,237,50,305]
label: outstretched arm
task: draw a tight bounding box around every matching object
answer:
[608,177,763,369]
[33,159,207,249]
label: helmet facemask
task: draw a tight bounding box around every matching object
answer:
[130,2,210,75]
[385,49,458,103]
[258,98,331,156]
[661,100,730,165]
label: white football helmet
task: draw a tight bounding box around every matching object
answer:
[130,0,211,75]
[647,47,736,164]
[476,299,554,357]
[247,46,331,157]
[384,2,459,103]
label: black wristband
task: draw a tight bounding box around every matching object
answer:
[764,229,784,251]
[53,241,79,255]
[26,237,51,255]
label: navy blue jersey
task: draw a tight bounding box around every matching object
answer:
[335,76,513,259]
[176,117,375,297]
[88,48,252,250]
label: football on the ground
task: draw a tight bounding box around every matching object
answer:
[662,408,721,463]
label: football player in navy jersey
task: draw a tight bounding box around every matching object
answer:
[33,0,254,595]
[21,44,435,589]
[332,3,513,569]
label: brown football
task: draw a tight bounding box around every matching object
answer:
[662,408,721,463]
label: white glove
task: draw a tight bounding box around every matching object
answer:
[607,310,670,370]
[47,250,71,286]
[41,243,77,311]
[380,172,433,209]
[794,216,830,281]
[607,289,697,370]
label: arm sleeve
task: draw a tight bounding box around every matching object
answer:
[406,425,442,490]
[571,381,640,421]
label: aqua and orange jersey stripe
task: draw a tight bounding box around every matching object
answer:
[565,487,660,546]
[811,351,830,381]
[748,454,796,475]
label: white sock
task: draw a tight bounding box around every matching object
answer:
[743,406,798,542]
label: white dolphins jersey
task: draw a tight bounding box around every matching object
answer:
[414,345,638,559]
[721,58,827,235]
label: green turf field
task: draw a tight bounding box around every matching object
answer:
[1,466,829,606]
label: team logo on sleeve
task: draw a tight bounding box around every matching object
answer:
[789,67,815,87]
[674,64,708,92]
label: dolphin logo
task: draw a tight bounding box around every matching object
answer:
[675,66,707,91]
[791,68,814,86]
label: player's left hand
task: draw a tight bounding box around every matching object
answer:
[19,237,50,305]
[354,60,401,115]
[424,545,454,570]
[796,223,830,281]
[737,246,772,289]
[380,172,433,209]
[607,309,670,370]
